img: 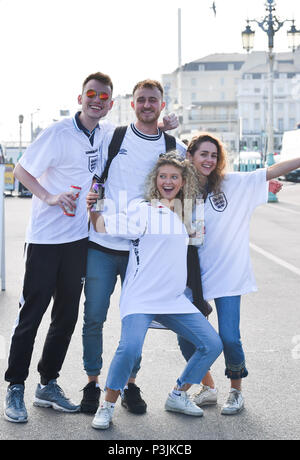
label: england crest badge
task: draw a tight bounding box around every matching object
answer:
[209,192,228,212]
[88,155,98,173]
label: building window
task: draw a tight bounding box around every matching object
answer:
[254,103,260,110]
[278,118,284,131]
[289,118,296,129]
[243,118,249,131]
[254,118,260,131]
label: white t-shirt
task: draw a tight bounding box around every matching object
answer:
[103,200,199,319]
[198,168,268,300]
[19,116,112,244]
[89,123,187,251]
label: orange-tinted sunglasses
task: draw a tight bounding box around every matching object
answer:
[85,89,110,101]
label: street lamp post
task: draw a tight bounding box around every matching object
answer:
[30,108,40,142]
[241,0,300,202]
[18,114,24,157]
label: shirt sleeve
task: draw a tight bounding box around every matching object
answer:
[19,124,60,178]
[236,168,268,212]
[103,200,148,239]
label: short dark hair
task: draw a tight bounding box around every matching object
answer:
[82,72,113,93]
[132,79,163,97]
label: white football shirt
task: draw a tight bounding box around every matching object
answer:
[198,168,268,300]
[19,116,112,244]
[103,201,199,319]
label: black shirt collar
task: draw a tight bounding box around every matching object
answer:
[75,111,100,146]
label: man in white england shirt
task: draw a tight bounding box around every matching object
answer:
[81,80,186,415]
[3,72,115,423]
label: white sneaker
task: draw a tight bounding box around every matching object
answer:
[193,385,218,407]
[165,391,204,417]
[221,389,244,415]
[92,401,114,429]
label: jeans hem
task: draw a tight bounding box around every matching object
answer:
[225,367,248,380]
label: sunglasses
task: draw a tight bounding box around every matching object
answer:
[85,89,110,101]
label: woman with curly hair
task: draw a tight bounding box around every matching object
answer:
[178,132,300,416]
[87,152,223,429]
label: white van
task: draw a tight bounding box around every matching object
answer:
[280,129,300,181]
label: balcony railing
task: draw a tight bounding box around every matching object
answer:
[187,114,238,122]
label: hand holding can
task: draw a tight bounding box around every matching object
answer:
[64,185,81,217]
[90,182,104,212]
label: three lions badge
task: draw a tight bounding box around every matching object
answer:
[209,192,228,212]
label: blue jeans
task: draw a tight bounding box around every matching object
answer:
[178,296,248,380]
[106,313,223,391]
[82,247,141,377]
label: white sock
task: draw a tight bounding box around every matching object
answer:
[102,400,115,409]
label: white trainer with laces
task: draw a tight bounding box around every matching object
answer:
[193,385,218,407]
[92,401,114,429]
[165,391,204,417]
[221,389,244,415]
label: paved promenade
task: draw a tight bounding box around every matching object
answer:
[0,182,300,441]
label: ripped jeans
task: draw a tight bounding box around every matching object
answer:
[106,313,223,391]
[178,295,248,380]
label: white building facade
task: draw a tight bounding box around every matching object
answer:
[162,49,300,154]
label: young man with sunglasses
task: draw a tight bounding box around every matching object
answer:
[3,72,116,423]
[81,80,186,421]
[3,72,178,424]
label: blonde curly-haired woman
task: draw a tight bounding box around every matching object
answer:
[87,152,223,429]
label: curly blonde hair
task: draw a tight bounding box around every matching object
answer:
[144,151,202,230]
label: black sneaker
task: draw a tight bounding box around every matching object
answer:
[80,382,101,414]
[121,383,147,414]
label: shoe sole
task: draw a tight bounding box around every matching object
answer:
[195,400,218,407]
[33,398,80,413]
[92,420,111,430]
[221,404,244,416]
[121,400,147,414]
[4,411,28,423]
[165,404,203,417]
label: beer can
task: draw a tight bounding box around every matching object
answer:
[90,182,104,212]
[64,185,81,217]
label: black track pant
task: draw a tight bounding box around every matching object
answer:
[5,238,88,385]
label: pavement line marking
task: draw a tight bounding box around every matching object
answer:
[279,200,300,207]
[266,204,300,215]
[250,243,300,277]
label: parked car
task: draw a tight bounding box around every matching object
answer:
[233,151,264,171]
